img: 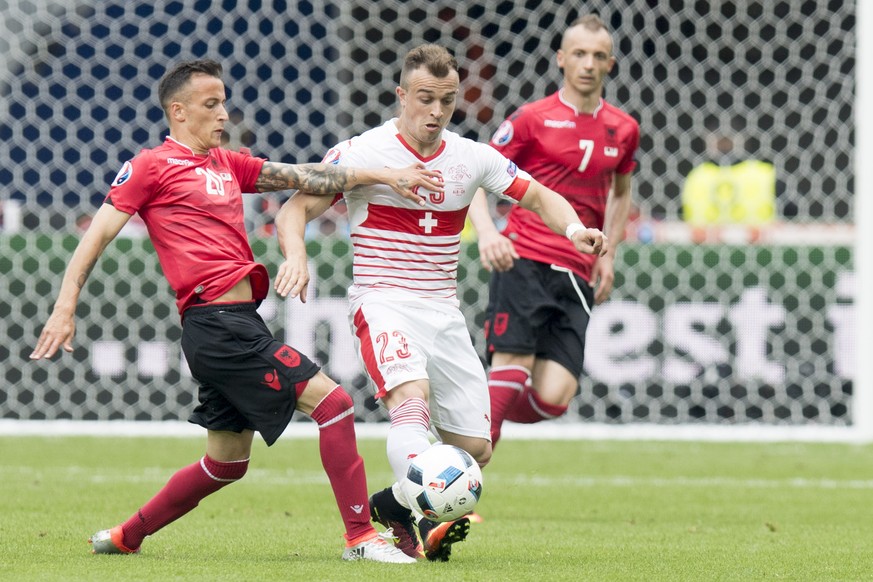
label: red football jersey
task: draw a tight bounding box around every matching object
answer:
[105,137,267,315]
[489,92,639,282]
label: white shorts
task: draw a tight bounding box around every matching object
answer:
[348,291,491,440]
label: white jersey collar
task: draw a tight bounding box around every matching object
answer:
[165,136,199,155]
[558,90,604,119]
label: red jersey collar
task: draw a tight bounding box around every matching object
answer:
[394,129,446,162]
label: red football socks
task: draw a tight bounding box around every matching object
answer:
[488,365,531,446]
[120,454,248,550]
[506,385,568,423]
[310,386,373,541]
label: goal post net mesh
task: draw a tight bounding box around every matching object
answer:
[0,0,859,432]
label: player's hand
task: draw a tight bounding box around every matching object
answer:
[386,163,444,207]
[478,230,518,272]
[570,228,608,257]
[592,254,616,304]
[30,310,76,360]
[274,255,310,302]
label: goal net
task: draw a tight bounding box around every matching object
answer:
[0,0,864,440]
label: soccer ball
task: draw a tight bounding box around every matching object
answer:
[400,444,483,522]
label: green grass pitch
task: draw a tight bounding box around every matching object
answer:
[2,435,873,581]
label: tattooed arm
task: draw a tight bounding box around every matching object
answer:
[255,161,443,205]
[30,203,131,359]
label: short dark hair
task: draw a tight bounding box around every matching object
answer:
[399,44,459,88]
[157,59,223,115]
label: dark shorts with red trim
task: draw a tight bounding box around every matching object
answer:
[484,258,593,378]
[181,302,320,446]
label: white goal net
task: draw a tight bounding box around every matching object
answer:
[0,0,864,440]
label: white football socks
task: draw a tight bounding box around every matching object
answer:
[386,397,431,495]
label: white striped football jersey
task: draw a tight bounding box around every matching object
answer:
[325,119,531,306]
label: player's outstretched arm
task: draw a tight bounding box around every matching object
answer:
[30,203,132,360]
[468,188,518,272]
[256,161,443,206]
[518,179,609,256]
[273,191,334,302]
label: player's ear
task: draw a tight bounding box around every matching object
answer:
[395,86,406,106]
[169,101,186,122]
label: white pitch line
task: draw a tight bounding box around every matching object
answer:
[1,420,871,443]
[5,465,873,490]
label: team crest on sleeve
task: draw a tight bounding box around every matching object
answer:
[323,139,353,165]
[110,161,133,187]
[491,120,514,146]
[322,147,342,165]
[506,161,518,178]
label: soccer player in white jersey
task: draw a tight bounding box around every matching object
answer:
[273,44,607,561]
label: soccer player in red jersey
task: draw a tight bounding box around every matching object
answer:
[274,44,608,561]
[468,15,641,446]
[29,59,445,563]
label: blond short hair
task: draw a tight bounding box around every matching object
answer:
[563,14,613,55]
[399,44,459,88]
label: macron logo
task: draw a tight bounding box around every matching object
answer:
[167,157,194,167]
[544,120,576,129]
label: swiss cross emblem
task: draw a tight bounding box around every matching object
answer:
[419,211,438,233]
[274,345,301,368]
[493,313,509,336]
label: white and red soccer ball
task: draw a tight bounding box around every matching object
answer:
[400,444,483,522]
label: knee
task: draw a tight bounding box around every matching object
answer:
[467,441,492,468]
[382,381,429,411]
[299,371,339,399]
[297,372,351,415]
[332,385,353,408]
[228,459,250,481]
[203,455,250,482]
